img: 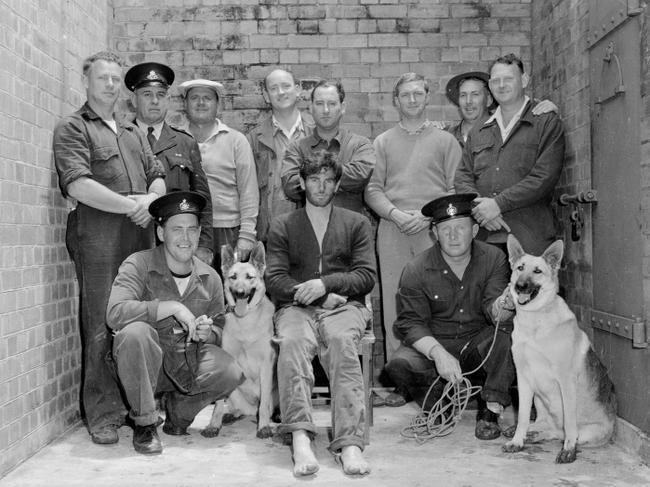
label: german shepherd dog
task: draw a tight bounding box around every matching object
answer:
[502,235,616,463]
[202,242,278,439]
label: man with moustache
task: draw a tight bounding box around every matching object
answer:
[125,62,213,264]
[53,51,166,445]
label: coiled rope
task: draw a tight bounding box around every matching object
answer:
[400,314,503,443]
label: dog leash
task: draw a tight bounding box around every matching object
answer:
[401,312,505,443]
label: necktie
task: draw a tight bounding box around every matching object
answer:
[147,126,156,150]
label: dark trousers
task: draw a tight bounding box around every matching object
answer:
[112,322,244,428]
[66,206,152,433]
[211,226,239,277]
[385,326,515,407]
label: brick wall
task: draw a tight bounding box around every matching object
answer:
[530,0,592,322]
[0,0,536,475]
[0,0,111,477]
[112,0,532,138]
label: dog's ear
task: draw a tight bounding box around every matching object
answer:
[249,241,267,275]
[542,239,564,270]
[506,234,525,268]
[220,244,237,276]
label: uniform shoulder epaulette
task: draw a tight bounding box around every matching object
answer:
[168,124,193,137]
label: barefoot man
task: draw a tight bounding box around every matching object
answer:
[265,150,376,476]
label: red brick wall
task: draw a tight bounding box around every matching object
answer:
[530,0,593,322]
[0,0,111,477]
[112,0,532,138]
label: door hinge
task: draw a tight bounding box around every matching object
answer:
[589,309,648,348]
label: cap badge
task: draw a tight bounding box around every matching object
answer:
[446,203,457,217]
[146,70,161,81]
[179,199,191,211]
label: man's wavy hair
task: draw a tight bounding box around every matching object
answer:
[299,150,343,182]
[489,53,525,74]
[82,51,124,76]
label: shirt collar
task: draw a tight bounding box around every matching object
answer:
[135,119,165,139]
[485,96,530,127]
[310,127,344,147]
[272,112,304,139]
[149,244,211,278]
[179,118,230,142]
[398,119,431,135]
[425,241,485,271]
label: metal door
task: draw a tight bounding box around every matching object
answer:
[588,0,650,432]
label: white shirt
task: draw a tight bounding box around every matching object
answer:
[485,95,530,142]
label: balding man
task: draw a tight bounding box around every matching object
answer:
[246,69,314,243]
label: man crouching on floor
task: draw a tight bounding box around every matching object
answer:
[106,191,244,454]
[385,193,516,440]
[265,150,376,476]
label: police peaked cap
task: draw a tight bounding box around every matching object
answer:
[124,62,175,92]
[148,191,206,224]
[422,193,478,224]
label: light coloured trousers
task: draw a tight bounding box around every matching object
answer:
[275,303,370,452]
[376,219,433,361]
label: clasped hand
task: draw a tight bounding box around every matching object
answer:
[471,197,511,232]
[126,194,156,228]
[174,304,213,343]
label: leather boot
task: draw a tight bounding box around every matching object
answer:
[133,423,163,454]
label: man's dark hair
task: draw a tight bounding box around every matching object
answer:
[82,51,124,76]
[310,79,345,103]
[299,150,343,181]
[489,53,525,74]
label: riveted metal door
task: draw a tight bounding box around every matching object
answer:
[588,0,649,432]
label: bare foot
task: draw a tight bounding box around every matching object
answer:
[340,445,370,476]
[291,430,319,476]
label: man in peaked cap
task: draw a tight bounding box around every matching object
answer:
[125,62,214,265]
[385,193,517,440]
[106,191,244,455]
[179,78,259,274]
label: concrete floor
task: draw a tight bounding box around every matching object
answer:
[3,396,650,487]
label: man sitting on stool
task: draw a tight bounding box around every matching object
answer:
[385,193,515,439]
[106,191,244,454]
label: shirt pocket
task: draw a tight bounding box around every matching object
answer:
[470,142,495,175]
[90,146,121,183]
[424,287,453,315]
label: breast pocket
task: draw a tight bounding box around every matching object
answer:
[470,142,495,175]
[90,146,121,183]
[424,288,453,315]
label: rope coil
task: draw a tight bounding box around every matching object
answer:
[401,313,504,442]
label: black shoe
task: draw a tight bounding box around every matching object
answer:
[162,420,189,436]
[133,424,163,454]
[475,408,501,440]
[90,424,119,445]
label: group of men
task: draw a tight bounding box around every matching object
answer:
[52,49,565,477]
